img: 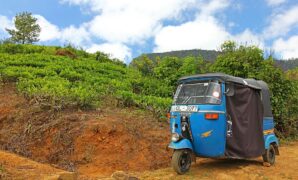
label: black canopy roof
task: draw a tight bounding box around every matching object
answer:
[179,73,273,117]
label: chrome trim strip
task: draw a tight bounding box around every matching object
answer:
[198,110,225,114]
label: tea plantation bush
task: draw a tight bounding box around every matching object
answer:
[0,44,171,118]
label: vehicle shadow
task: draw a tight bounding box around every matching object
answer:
[193,158,263,170]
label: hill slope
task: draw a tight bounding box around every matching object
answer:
[0,44,171,117]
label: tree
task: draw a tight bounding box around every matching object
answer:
[153,56,183,86]
[6,12,41,44]
[212,41,297,138]
[130,55,155,76]
[179,56,208,76]
[212,41,264,78]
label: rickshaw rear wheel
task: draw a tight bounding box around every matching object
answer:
[171,149,192,175]
[262,144,275,165]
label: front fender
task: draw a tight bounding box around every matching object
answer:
[264,134,279,149]
[168,139,193,151]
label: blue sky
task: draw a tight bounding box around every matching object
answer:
[0,0,298,63]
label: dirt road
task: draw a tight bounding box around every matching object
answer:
[0,150,75,180]
[137,141,298,180]
[0,142,297,179]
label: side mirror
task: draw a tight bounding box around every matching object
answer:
[225,83,235,96]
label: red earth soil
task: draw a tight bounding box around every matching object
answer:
[0,83,171,178]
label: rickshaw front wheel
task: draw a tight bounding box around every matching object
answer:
[262,144,275,165]
[171,149,192,175]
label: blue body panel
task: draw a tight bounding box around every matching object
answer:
[263,117,275,130]
[263,117,279,148]
[264,134,279,149]
[189,110,226,157]
[169,139,193,150]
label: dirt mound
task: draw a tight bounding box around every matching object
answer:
[0,83,171,178]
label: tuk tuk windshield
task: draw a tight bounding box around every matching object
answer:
[173,82,221,105]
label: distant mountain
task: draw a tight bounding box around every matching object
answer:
[274,58,298,71]
[136,49,298,71]
[144,49,221,62]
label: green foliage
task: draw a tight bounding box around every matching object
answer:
[0,43,56,55]
[286,67,298,80]
[94,51,126,67]
[0,44,171,118]
[259,59,295,136]
[212,43,264,78]
[132,55,210,89]
[154,57,182,86]
[284,68,298,138]
[130,55,155,76]
[95,51,110,62]
[220,40,237,53]
[6,12,41,44]
[211,42,298,138]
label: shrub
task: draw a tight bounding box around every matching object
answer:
[55,49,76,59]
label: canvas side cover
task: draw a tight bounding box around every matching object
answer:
[225,84,265,158]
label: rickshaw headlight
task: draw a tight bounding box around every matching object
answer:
[171,133,181,142]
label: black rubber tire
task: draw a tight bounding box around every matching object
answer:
[262,144,276,165]
[171,149,192,175]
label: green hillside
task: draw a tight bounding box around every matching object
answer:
[137,49,298,71]
[0,44,171,117]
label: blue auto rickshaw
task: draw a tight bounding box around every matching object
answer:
[169,73,279,174]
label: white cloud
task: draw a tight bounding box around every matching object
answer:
[83,0,197,44]
[153,0,255,52]
[232,29,264,49]
[60,24,90,46]
[264,5,298,38]
[0,15,13,38]
[273,36,298,59]
[34,15,61,41]
[154,18,264,53]
[87,43,132,62]
[0,15,13,31]
[35,15,92,47]
[154,16,230,52]
[266,0,286,6]
[199,0,231,17]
